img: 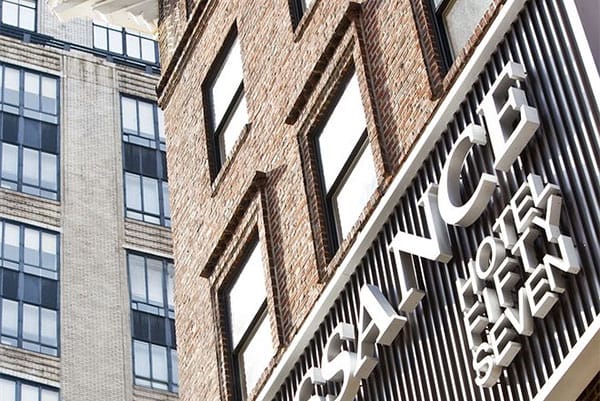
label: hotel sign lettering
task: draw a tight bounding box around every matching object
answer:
[294,61,582,401]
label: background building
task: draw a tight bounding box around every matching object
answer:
[46,0,599,401]
[0,2,178,400]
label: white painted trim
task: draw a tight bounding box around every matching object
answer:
[122,244,173,260]
[562,0,600,112]
[256,0,529,400]
[0,367,61,388]
[532,314,600,401]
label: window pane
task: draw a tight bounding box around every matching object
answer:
[41,389,59,401]
[23,303,40,341]
[157,109,165,142]
[19,5,35,31]
[41,308,57,346]
[122,97,138,133]
[24,227,40,266]
[211,38,243,128]
[142,177,159,215]
[134,340,151,378]
[333,144,377,238]
[41,152,58,190]
[125,173,142,211]
[41,77,57,115]
[41,232,57,270]
[151,344,168,382]
[0,377,16,401]
[1,143,18,182]
[220,94,247,159]
[23,148,40,186]
[240,313,273,396]
[171,349,179,385]
[443,0,492,57]
[1,2,18,27]
[21,384,38,401]
[162,182,170,220]
[108,29,123,54]
[126,34,141,59]
[128,254,146,301]
[3,68,19,105]
[24,72,40,110]
[317,74,366,190]
[1,299,18,337]
[228,242,266,346]
[3,223,19,261]
[146,258,163,306]
[138,101,155,138]
[166,262,174,310]
[93,25,107,50]
[141,38,156,63]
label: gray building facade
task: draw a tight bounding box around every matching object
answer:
[0,1,178,400]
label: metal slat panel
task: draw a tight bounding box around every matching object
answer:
[273,1,599,400]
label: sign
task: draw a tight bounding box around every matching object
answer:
[293,61,583,400]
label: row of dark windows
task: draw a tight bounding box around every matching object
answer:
[0,63,171,228]
[0,217,178,393]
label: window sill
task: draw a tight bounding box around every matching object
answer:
[210,122,252,197]
[124,217,171,232]
[132,384,178,400]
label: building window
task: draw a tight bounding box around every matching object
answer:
[291,0,315,26]
[0,65,60,200]
[204,29,248,174]
[313,71,377,250]
[224,240,273,400]
[121,95,170,227]
[127,252,178,392]
[429,0,492,65]
[93,21,159,64]
[0,219,59,356]
[0,375,59,401]
[1,0,36,31]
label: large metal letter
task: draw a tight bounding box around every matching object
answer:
[355,285,407,378]
[477,62,540,171]
[438,124,497,226]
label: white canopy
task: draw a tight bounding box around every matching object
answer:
[47,0,158,34]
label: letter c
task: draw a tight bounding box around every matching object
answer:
[438,124,497,226]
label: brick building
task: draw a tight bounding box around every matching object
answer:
[0,2,179,401]
[50,0,599,401]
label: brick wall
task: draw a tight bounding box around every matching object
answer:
[157,0,504,400]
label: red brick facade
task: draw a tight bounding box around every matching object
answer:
[156,0,505,400]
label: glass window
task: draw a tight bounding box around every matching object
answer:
[0,65,60,200]
[128,252,177,392]
[291,0,315,26]
[0,376,59,401]
[429,0,493,64]
[0,220,59,356]
[121,96,170,227]
[1,0,37,31]
[225,240,273,399]
[239,314,273,396]
[206,32,248,171]
[92,22,159,64]
[314,72,377,249]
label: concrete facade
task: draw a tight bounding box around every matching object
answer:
[0,3,177,401]
[156,1,599,401]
